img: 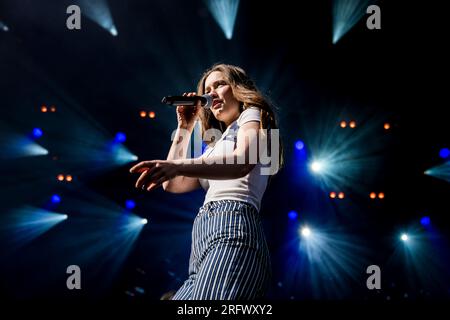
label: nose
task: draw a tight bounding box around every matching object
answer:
[208,88,219,97]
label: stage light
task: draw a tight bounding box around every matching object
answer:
[57,174,65,181]
[340,121,347,128]
[439,148,450,159]
[0,21,8,32]
[295,140,305,151]
[110,26,118,36]
[65,175,73,182]
[384,123,391,130]
[288,210,298,220]
[330,192,337,199]
[310,160,324,173]
[349,121,356,128]
[301,226,311,238]
[370,192,376,199]
[51,194,61,204]
[420,216,431,226]
[115,132,126,143]
[141,218,148,225]
[338,192,345,199]
[401,233,408,241]
[62,214,68,220]
[32,128,43,138]
[140,111,147,118]
[41,106,48,113]
[50,106,56,112]
[78,0,118,37]
[378,192,385,199]
[332,0,374,44]
[125,200,136,210]
[2,207,68,248]
[204,0,240,40]
[149,111,156,119]
[424,161,450,183]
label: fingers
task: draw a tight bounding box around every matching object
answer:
[130,161,155,173]
[147,176,168,191]
[135,168,153,189]
[133,163,165,190]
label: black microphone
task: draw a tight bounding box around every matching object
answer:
[161,94,213,109]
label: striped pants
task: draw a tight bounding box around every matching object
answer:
[172,200,271,300]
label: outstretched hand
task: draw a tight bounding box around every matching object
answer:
[130,160,180,191]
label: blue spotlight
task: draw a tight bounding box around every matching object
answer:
[300,226,312,238]
[112,145,138,164]
[439,148,450,159]
[288,210,298,220]
[110,26,118,36]
[2,207,68,248]
[78,0,118,36]
[114,132,126,143]
[204,0,240,40]
[332,0,375,44]
[32,128,43,138]
[125,200,136,210]
[141,218,148,225]
[51,194,61,204]
[400,233,408,242]
[310,160,326,174]
[0,20,8,31]
[420,216,431,226]
[425,161,450,183]
[2,135,48,158]
[295,140,305,151]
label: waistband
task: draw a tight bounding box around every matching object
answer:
[199,200,258,215]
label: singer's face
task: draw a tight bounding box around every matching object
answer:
[204,71,241,127]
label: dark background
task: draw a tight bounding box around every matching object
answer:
[0,0,449,303]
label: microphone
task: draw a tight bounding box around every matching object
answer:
[161,94,213,109]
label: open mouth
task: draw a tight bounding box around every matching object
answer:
[212,100,223,109]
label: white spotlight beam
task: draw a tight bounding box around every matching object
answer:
[425,161,450,183]
[332,0,376,44]
[205,0,240,40]
[77,0,118,36]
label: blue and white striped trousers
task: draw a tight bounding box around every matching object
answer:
[172,200,271,300]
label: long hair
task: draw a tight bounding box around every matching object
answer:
[196,63,284,171]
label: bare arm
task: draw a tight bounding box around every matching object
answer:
[130,121,263,191]
[162,124,201,193]
[174,121,259,179]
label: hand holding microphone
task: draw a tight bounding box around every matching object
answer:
[166,92,205,130]
[161,93,213,109]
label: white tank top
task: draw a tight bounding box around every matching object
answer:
[198,107,269,211]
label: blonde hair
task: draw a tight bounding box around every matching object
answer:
[196,63,284,170]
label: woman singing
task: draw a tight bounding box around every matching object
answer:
[130,64,283,300]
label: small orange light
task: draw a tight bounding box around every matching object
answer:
[378,192,385,199]
[149,111,156,119]
[370,192,376,199]
[330,192,336,199]
[57,174,65,181]
[340,121,347,128]
[338,192,345,199]
[41,106,48,112]
[349,121,356,128]
[50,106,56,112]
[140,111,147,118]
[66,175,73,182]
[384,123,390,130]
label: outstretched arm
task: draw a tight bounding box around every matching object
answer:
[130,121,260,191]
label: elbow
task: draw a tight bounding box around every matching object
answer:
[238,164,255,177]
